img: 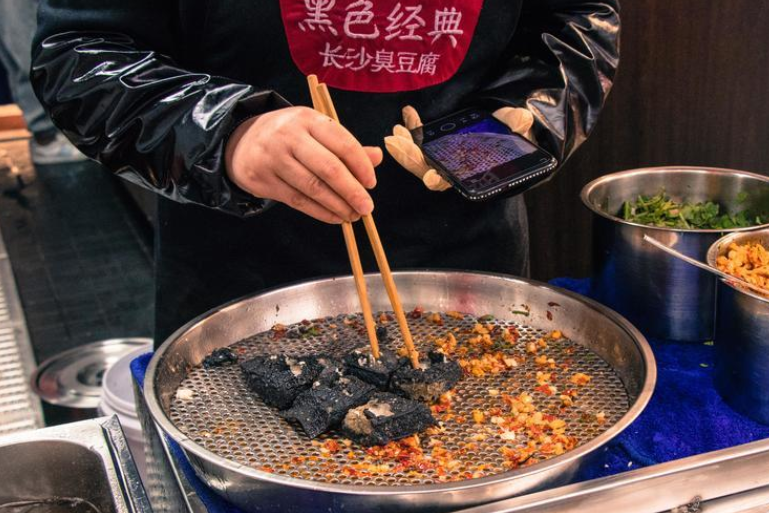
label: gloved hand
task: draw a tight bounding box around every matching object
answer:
[384,106,535,192]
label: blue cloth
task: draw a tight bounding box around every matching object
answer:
[550,278,769,480]
[131,278,769,510]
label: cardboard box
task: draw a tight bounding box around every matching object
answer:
[0,104,31,141]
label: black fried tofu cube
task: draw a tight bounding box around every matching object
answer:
[313,355,346,387]
[390,351,462,402]
[202,347,238,368]
[344,346,405,389]
[342,392,436,446]
[281,376,376,438]
[375,325,390,342]
[240,354,323,410]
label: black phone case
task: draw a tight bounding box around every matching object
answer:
[413,108,558,201]
[425,154,558,201]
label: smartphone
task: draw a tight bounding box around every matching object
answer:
[411,108,558,201]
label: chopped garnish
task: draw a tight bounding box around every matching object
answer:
[434,332,458,355]
[185,308,612,484]
[501,327,519,344]
[409,306,424,319]
[502,356,518,368]
[175,388,194,401]
[570,373,592,386]
[323,439,341,453]
[534,384,557,396]
[459,352,512,376]
[427,312,444,325]
[499,430,516,441]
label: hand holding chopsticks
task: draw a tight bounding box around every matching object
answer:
[224,91,378,224]
[307,75,420,369]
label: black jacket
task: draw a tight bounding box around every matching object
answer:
[31,0,620,343]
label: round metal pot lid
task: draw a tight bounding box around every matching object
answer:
[32,338,152,408]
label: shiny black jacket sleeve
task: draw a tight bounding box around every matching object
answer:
[31,1,289,217]
[473,0,620,164]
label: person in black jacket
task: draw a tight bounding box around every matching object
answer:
[0,0,86,163]
[30,0,620,347]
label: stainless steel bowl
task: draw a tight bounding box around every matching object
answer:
[707,229,769,425]
[144,271,656,512]
[582,166,769,342]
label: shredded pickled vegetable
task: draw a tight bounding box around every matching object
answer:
[716,242,769,294]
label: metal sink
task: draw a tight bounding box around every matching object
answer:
[0,416,151,513]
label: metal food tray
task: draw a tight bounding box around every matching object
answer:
[145,271,655,512]
[0,416,151,513]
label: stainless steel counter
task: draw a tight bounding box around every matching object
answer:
[0,416,151,513]
[134,367,769,513]
[456,437,769,513]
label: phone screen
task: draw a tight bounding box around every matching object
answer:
[416,110,552,195]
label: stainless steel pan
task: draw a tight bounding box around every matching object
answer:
[144,271,655,512]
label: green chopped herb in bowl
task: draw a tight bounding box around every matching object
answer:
[620,190,766,230]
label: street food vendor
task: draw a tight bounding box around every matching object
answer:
[30,0,619,347]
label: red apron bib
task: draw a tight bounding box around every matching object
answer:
[279,0,484,92]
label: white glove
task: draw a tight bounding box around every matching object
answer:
[384,106,535,192]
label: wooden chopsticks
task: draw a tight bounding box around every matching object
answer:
[360,215,420,369]
[307,75,420,369]
[307,76,380,360]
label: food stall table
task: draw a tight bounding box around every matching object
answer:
[132,278,769,513]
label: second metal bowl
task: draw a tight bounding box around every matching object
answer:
[582,166,769,342]
[707,229,769,425]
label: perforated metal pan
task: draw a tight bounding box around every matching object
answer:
[144,271,655,512]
